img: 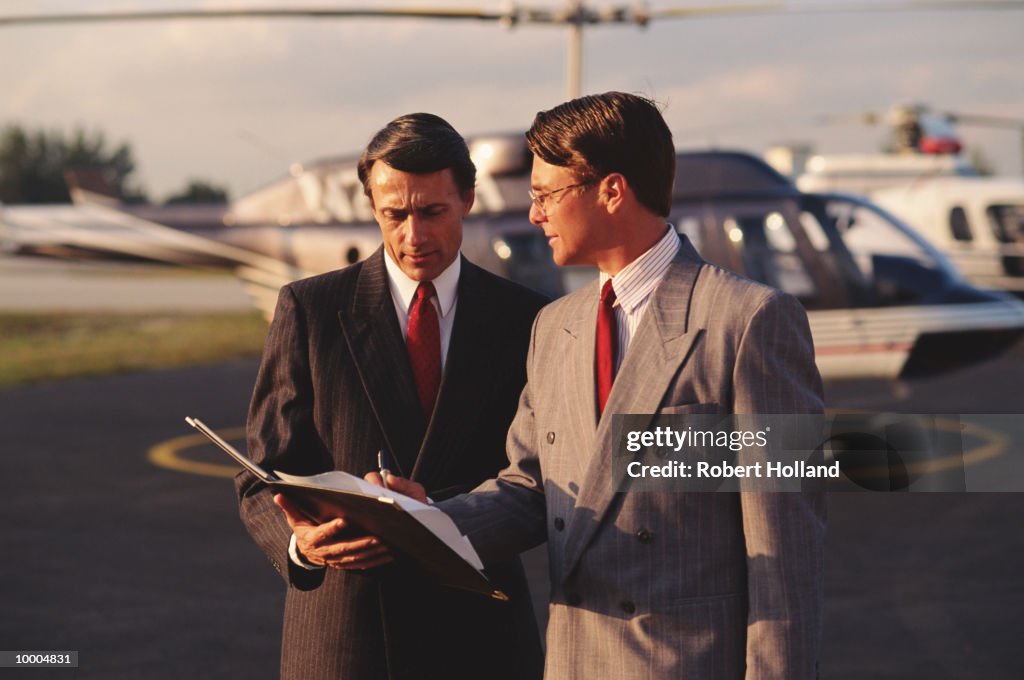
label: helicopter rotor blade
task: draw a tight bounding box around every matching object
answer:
[937,111,1024,130]
[814,111,887,126]
[652,0,1024,21]
[3,1,1023,29]
[0,7,509,28]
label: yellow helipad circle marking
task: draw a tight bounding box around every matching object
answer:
[919,417,1008,473]
[819,413,1008,480]
[148,427,245,478]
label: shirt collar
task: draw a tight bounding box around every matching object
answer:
[599,226,679,313]
[383,250,461,318]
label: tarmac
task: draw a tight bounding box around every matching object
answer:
[2,255,1023,678]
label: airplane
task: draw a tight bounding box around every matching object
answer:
[4,133,1024,382]
[765,103,1024,294]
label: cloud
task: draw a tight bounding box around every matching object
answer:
[2,0,1022,196]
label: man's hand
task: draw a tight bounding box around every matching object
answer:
[273,494,392,570]
[363,471,429,503]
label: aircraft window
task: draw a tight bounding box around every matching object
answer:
[495,232,566,298]
[949,206,973,242]
[721,213,816,300]
[986,204,1024,244]
[798,206,874,307]
[823,198,958,306]
[986,204,1024,276]
[765,212,796,252]
[827,200,936,279]
[797,212,832,251]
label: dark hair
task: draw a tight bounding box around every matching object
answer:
[357,113,475,199]
[525,92,675,217]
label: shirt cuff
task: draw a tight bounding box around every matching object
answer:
[288,533,324,571]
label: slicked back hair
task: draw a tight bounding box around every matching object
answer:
[525,92,675,217]
[357,113,476,200]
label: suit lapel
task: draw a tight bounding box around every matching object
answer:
[413,260,503,482]
[338,247,426,477]
[561,243,705,580]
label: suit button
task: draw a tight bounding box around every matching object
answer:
[620,601,636,615]
[547,431,556,444]
[566,592,582,606]
[553,517,565,531]
[635,528,652,544]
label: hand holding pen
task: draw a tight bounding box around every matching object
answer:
[377,450,391,487]
[365,448,429,503]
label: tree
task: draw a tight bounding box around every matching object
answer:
[0,124,147,204]
[164,179,229,204]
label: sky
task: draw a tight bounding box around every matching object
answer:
[1,0,1022,201]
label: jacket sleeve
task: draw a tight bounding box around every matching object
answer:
[235,285,334,591]
[734,291,826,680]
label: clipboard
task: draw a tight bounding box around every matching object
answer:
[185,417,508,601]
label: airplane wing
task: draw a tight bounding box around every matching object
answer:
[0,201,305,319]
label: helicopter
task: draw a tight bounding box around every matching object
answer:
[766,103,1024,293]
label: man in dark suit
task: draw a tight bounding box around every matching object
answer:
[236,113,546,679]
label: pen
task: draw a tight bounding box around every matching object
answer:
[377,449,391,488]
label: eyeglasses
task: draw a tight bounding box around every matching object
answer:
[527,181,595,214]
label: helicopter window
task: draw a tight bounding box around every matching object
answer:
[765,212,797,252]
[826,200,936,279]
[798,207,874,307]
[796,212,832,252]
[949,206,973,242]
[986,204,1024,276]
[721,213,817,300]
[986,204,1024,244]
[491,231,570,298]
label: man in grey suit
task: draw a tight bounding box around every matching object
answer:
[423,92,826,678]
[236,113,545,679]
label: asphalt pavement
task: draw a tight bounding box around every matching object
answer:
[2,351,1023,678]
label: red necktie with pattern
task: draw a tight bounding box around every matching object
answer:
[595,278,617,416]
[407,281,441,417]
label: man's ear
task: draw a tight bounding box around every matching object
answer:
[600,173,627,214]
[462,187,476,216]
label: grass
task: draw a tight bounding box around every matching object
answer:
[0,311,269,388]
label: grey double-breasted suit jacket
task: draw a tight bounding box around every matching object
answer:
[440,235,826,679]
[236,247,546,680]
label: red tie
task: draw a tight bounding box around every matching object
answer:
[407,281,441,417]
[596,279,617,416]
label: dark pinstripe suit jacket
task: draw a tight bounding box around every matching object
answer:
[236,247,546,680]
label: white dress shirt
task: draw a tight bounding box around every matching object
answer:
[383,250,460,370]
[598,227,679,371]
